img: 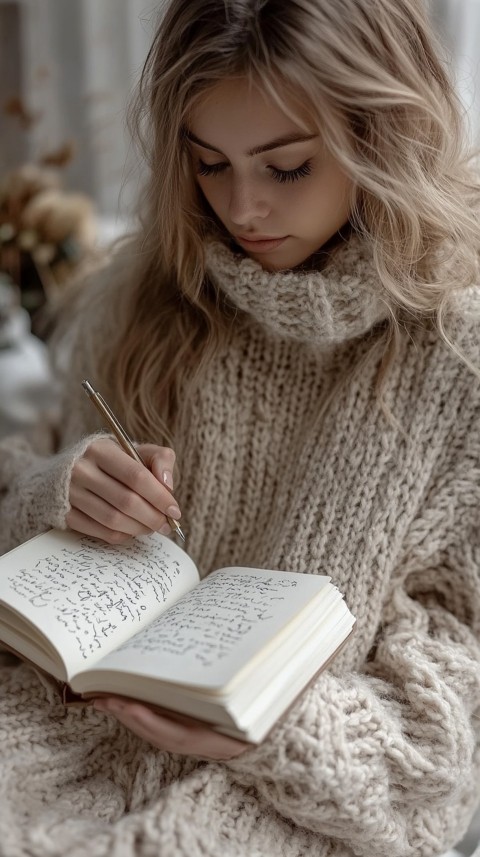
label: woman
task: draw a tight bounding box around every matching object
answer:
[0,1,479,854]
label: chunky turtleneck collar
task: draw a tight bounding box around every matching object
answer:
[205,235,389,349]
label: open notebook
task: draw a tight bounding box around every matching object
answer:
[0,529,355,743]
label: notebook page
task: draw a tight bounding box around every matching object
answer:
[0,529,199,678]
[87,567,333,689]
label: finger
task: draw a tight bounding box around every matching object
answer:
[66,508,134,545]
[69,483,154,537]
[73,458,171,532]
[94,699,249,759]
[100,703,176,748]
[85,442,181,520]
[137,445,176,490]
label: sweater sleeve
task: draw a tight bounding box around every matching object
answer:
[226,417,480,856]
[0,428,101,555]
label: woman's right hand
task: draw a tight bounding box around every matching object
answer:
[66,438,181,544]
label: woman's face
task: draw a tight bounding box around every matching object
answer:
[187,78,353,271]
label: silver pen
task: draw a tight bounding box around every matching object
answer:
[82,379,185,542]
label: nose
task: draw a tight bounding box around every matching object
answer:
[228,173,271,227]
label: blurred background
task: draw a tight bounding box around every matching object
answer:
[0,4,479,852]
[0,0,160,224]
[1,1,479,229]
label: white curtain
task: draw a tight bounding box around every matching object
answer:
[0,0,162,217]
[1,0,479,217]
[431,0,480,142]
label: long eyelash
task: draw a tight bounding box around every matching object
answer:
[196,158,313,182]
[270,160,313,184]
[197,160,227,177]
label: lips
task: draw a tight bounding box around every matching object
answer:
[238,234,281,241]
[235,235,288,253]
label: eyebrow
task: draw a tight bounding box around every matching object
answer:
[185,130,317,157]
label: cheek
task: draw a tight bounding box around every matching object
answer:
[197,179,226,218]
[322,166,352,212]
[301,172,352,233]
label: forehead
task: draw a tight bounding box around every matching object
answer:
[187,78,314,152]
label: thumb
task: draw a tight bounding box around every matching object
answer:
[136,443,176,491]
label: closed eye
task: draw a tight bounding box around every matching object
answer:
[270,160,312,183]
[196,159,313,183]
[197,160,228,178]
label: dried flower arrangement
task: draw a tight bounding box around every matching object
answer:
[0,160,97,324]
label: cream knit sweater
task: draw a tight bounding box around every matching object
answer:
[0,236,479,857]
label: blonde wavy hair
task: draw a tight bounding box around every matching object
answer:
[95,0,480,443]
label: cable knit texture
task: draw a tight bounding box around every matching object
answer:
[0,236,479,857]
[205,236,388,346]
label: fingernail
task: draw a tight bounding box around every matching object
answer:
[166,504,181,520]
[159,523,171,535]
[162,470,174,490]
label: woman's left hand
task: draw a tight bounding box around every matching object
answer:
[93,697,250,760]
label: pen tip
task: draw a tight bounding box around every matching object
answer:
[175,523,186,542]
